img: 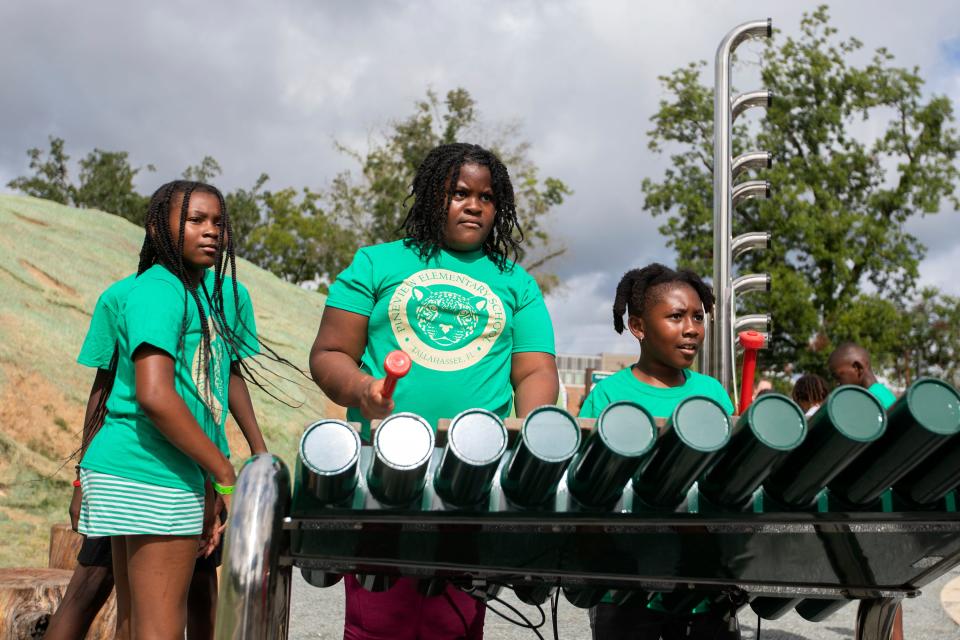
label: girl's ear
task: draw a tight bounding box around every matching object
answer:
[627,315,645,342]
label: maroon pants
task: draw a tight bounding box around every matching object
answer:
[343,575,486,640]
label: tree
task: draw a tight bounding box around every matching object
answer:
[7,138,153,223]
[326,88,571,292]
[74,149,153,223]
[899,288,960,387]
[244,187,354,290]
[6,136,74,204]
[641,6,960,373]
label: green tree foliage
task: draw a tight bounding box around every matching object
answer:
[327,88,571,292]
[7,137,154,223]
[7,136,74,204]
[245,187,355,290]
[74,149,153,223]
[899,288,960,387]
[9,88,569,294]
[641,6,960,373]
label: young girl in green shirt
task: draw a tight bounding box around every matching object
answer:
[311,142,559,640]
[580,263,738,640]
[78,180,264,639]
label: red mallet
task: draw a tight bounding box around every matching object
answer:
[738,330,766,415]
[381,350,412,399]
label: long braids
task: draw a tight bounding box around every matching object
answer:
[75,180,306,467]
[792,374,829,407]
[401,142,523,271]
[612,263,716,334]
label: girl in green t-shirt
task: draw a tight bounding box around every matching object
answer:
[311,143,559,640]
[581,263,738,640]
[78,180,267,639]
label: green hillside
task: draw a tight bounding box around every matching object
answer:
[0,194,333,567]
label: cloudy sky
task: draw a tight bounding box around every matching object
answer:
[2,1,958,355]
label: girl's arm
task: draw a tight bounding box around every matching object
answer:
[228,362,267,455]
[134,345,236,488]
[70,367,114,530]
[510,352,560,418]
[309,307,393,420]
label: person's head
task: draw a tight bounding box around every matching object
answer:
[401,142,521,270]
[613,263,715,370]
[792,373,829,412]
[138,180,231,280]
[827,342,874,388]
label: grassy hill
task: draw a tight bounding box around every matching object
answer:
[0,194,335,567]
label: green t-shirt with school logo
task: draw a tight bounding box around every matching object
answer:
[579,366,733,611]
[579,367,734,420]
[868,382,897,410]
[77,274,138,369]
[81,265,259,494]
[326,240,556,439]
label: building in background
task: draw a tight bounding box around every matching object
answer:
[556,352,634,414]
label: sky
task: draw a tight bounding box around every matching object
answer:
[1,0,958,356]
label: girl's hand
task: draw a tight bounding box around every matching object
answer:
[200,492,229,557]
[359,377,394,420]
[69,485,82,531]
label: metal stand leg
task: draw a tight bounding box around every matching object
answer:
[214,454,292,640]
[854,598,901,640]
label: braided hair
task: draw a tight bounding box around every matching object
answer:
[78,180,302,458]
[792,374,829,407]
[612,263,715,334]
[401,142,522,271]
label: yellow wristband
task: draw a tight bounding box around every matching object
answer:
[213,481,235,495]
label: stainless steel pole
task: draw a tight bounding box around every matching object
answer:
[215,454,292,640]
[710,18,772,391]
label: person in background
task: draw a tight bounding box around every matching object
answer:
[827,342,897,409]
[579,263,737,640]
[791,373,829,417]
[827,340,903,640]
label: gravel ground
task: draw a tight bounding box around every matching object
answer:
[289,567,960,639]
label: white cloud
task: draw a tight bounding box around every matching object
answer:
[1,0,959,352]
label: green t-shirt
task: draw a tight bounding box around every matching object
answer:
[326,240,556,439]
[579,367,734,419]
[77,274,137,369]
[81,265,259,494]
[579,366,733,611]
[868,382,897,410]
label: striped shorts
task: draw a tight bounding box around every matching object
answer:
[78,469,204,537]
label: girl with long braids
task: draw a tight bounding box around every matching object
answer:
[311,142,559,639]
[580,263,737,640]
[78,180,265,638]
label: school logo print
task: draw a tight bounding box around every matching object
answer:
[390,269,505,371]
[192,316,225,425]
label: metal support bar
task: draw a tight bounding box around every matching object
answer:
[731,180,771,208]
[855,598,901,640]
[732,151,773,181]
[732,90,774,122]
[731,231,771,260]
[710,18,772,393]
[215,454,292,640]
[734,313,771,334]
[733,273,771,295]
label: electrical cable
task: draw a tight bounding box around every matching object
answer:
[483,592,546,640]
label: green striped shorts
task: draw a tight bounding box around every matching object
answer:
[78,469,204,537]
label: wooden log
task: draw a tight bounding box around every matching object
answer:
[48,524,83,571]
[0,566,117,640]
[0,568,71,639]
[47,525,117,639]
